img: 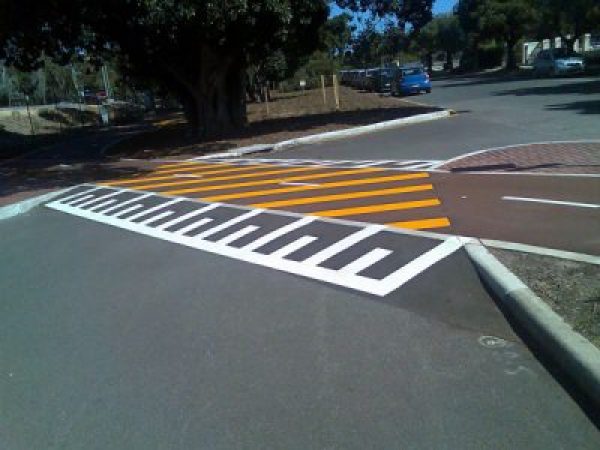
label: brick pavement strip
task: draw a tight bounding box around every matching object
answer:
[439,142,600,175]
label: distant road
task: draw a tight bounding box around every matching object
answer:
[268,75,600,161]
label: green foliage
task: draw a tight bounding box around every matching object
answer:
[336,0,434,32]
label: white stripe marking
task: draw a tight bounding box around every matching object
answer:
[66,194,95,206]
[139,211,174,226]
[194,209,262,240]
[75,191,122,208]
[114,204,144,218]
[270,236,318,259]
[216,225,259,245]
[157,203,221,230]
[339,248,392,275]
[97,194,152,214]
[58,187,100,203]
[175,217,213,235]
[127,199,183,221]
[502,196,599,209]
[88,199,117,212]
[303,225,385,266]
[242,217,316,251]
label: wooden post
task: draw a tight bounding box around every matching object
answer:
[332,74,340,111]
[320,74,327,106]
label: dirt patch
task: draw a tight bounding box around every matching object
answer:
[107,87,437,159]
[490,248,600,347]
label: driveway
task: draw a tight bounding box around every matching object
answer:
[267,75,600,161]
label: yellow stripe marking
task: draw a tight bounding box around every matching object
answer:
[103,164,272,186]
[155,161,213,170]
[310,198,441,217]
[101,163,227,186]
[130,166,324,190]
[387,217,451,230]
[202,172,429,201]
[163,168,384,195]
[251,184,434,208]
[153,163,234,175]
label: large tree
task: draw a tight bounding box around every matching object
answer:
[536,0,600,51]
[336,0,434,33]
[0,0,328,135]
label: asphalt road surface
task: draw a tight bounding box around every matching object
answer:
[2,203,600,449]
[268,75,600,161]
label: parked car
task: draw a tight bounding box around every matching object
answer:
[366,67,398,93]
[391,66,431,96]
[533,48,585,76]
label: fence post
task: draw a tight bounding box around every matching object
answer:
[320,74,327,106]
[332,74,340,111]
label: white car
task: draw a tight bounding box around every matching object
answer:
[533,48,585,76]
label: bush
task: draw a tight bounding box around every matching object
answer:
[584,49,600,66]
[478,45,504,69]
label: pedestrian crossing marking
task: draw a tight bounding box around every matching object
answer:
[162,168,384,196]
[45,185,462,297]
[251,184,434,208]
[129,166,322,190]
[387,217,451,230]
[310,199,441,217]
[203,173,430,202]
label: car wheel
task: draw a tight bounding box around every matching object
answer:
[425,88,431,94]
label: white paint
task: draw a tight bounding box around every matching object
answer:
[173,174,203,178]
[156,203,220,231]
[126,199,183,221]
[57,186,100,203]
[242,217,316,251]
[113,204,144,218]
[339,248,392,275]
[67,194,95,206]
[139,211,174,226]
[216,225,259,245]
[270,236,318,259]
[502,196,599,209]
[194,209,262,240]
[279,181,321,187]
[75,190,122,208]
[97,194,152,214]
[174,217,213,236]
[88,199,117,212]
[303,225,385,266]
[480,239,600,265]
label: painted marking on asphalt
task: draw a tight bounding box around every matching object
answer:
[502,196,600,209]
[46,185,461,296]
[251,184,433,209]
[387,217,451,230]
[310,199,441,218]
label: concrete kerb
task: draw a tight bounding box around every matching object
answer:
[464,239,600,407]
[0,189,69,221]
[192,110,453,160]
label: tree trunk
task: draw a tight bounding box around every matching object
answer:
[178,49,247,137]
[446,51,453,71]
[425,52,433,73]
[506,39,518,71]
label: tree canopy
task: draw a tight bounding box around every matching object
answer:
[0,0,328,134]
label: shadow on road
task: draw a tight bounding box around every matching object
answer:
[546,100,600,115]
[494,79,600,97]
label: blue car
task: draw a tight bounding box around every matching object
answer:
[391,66,431,96]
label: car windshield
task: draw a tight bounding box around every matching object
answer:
[402,68,423,76]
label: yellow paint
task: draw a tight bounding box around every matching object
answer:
[104,164,272,186]
[202,172,429,201]
[155,161,213,170]
[310,198,441,217]
[387,217,451,230]
[130,166,323,190]
[163,168,384,196]
[251,184,434,208]
[101,163,224,186]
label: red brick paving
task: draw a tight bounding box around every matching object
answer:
[439,142,600,174]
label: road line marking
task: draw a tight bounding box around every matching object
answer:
[165,168,384,196]
[174,217,213,235]
[88,199,117,212]
[104,164,268,186]
[131,167,323,190]
[139,211,174,225]
[102,163,222,184]
[387,217,451,230]
[66,194,96,206]
[251,184,434,208]
[242,217,316,252]
[96,194,153,214]
[279,182,321,187]
[203,173,429,201]
[126,199,183,221]
[114,204,144,218]
[270,236,318,258]
[502,196,600,208]
[371,237,463,296]
[74,191,123,208]
[310,199,441,217]
[157,203,221,230]
[194,209,263,240]
[217,225,259,245]
[58,187,101,203]
[303,225,385,266]
[339,248,392,275]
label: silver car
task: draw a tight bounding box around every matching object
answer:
[533,48,585,76]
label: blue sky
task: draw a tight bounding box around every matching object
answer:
[329,0,458,26]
